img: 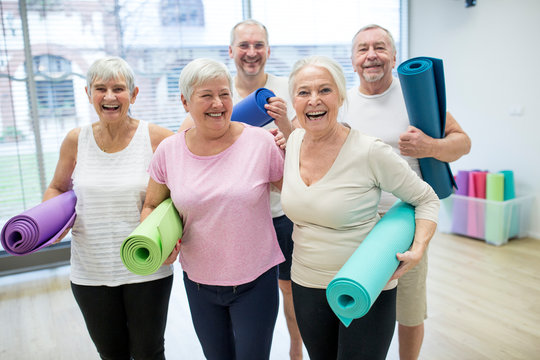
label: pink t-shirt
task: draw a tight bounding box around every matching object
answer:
[148,124,285,286]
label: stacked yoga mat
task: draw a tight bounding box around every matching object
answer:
[121,198,183,275]
[447,169,529,245]
[231,88,276,127]
[1,190,77,256]
[397,57,456,199]
[326,201,415,326]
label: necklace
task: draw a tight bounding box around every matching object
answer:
[96,124,108,152]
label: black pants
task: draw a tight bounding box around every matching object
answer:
[292,282,396,360]
[183,267,279,360]
[71,275,173,360]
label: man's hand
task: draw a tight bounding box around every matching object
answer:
[269,128,286,150]
[398,125,434,158]
[265,96,293,138]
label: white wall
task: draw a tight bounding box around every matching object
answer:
[409,0,540,238]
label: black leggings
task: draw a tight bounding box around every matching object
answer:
[292,282,396,360]
[71,275,173,360]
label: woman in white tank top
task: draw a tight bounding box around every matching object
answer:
[42,57,174,360]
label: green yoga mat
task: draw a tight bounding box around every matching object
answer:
[326,201,415,327]
[485,173,506,245]
[121,198,183,275]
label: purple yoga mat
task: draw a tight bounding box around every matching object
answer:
[1,191,77,256]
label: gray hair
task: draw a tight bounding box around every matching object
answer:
[179,58,233,101]
[230,19,269,45]
[86,56,136,95]
[351,24,396,55]
[288,56,347,105]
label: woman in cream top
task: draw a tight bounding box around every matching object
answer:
[281,56,439,360]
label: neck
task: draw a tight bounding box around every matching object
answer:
[359,76,393,96]
[235,73,268,98]
[304,122,349,145]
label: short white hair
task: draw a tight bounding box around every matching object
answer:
[351,24,396,55]
[86,56,136,95]
[178,58,233,101]
[288,55,347,104]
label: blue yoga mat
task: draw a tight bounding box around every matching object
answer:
[397,57,456,199]
[326,201,415,327]
[231,88,276,127]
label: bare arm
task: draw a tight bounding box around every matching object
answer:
[42,128,79,243]
[43,128,79,201]
[390,218,437,280]
[140,178,171,222]
[399,111,471,162]
[148,123,174,152]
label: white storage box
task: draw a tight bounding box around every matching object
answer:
[438,194,534,246]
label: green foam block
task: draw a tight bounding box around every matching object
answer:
[326,201,415,327]
[121,198,183,275]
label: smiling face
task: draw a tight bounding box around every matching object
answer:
[351,27,396,89]
[86,76,137,123]
[182,76,233,134]
[229,24,270,78]
[292,65,343,135]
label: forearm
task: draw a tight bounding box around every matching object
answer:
[410,218,437,254]
[431,132,471,162]
[273,117,294,140]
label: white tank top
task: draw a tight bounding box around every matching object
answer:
[70,120,173,286]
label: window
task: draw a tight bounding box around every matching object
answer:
[0,0,407,269]
[33,55,76,119]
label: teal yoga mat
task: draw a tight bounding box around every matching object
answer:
[397,57,456,199]
[326,201,415,326]
[121,198,183,275]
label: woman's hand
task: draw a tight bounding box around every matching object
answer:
[390,247,424,280]
[52,228,72,244]
[269,128,286,150]
[163,238,182,265]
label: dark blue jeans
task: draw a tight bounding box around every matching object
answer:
[183,267,279,360]
[71,275,173,360]
[292,282,396,360]
[272,215,294,281]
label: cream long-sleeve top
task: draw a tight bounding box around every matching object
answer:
[281,128,439,290]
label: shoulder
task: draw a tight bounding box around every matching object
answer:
[148,123,174,152]
[265,74,289,94]
[63,127,81,149]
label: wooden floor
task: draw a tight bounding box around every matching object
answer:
[1,232,539,359]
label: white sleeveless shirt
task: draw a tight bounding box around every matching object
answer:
[70,120,173,286]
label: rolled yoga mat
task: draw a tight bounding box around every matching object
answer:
[121,198,183,275]
[397,57,456,199]
[467,171,487,239]
[326,201,415,327]
[231,88,276,127]
[500,170,519,238]
[1,190,77,256]
[451,170,469,235]
[485,173,506,245]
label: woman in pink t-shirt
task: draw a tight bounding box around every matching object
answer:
[141,58,285,360]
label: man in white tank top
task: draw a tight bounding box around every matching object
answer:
[341,24,471,360]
